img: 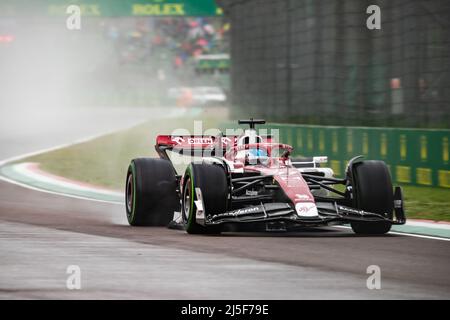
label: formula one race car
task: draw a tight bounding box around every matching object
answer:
[125,119,406,234]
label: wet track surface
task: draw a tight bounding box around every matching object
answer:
[1,179,449,299]
[0,108,449,299]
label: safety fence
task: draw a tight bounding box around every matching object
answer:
[218,0,450,128]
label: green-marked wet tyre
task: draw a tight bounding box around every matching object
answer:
[182,163,228,234]
[350,160,393,235]
[125,158,178,226]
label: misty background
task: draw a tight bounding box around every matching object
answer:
[0,15,229,110]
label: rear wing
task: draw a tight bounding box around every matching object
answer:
[155,135,273,160]
[156,135,236,160]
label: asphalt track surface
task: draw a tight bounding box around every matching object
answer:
[0,107,449,299]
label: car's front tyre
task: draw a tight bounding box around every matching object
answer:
[182,163,228,234]
[349,160,393,235]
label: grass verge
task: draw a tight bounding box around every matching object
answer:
[19,117,449,222]
[400,185,449,221]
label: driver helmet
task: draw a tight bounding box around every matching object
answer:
[245,148,269,165]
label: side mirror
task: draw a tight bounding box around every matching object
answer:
[281,149,291,158]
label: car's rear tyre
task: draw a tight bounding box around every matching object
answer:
[182,163,228,234]
[126,158,178,226]
[350,160,393,235]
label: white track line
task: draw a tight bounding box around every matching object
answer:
[13,162,122,197]
[404,219,450,230]
[2,170,449,241]
[334,225,450,242]
[1,114,449,242]
[0,120,155,204]
[0,174,123,205]
[0,119,151,167]
[0,109,188,204]
[388,231,450,241]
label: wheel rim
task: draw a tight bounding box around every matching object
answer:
[182,177,192,223]
[126,173,133,214]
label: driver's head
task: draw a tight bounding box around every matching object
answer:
[245,148,269,165]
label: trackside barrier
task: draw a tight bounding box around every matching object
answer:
[221,122,449,188]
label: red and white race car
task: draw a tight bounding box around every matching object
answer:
[125,119,406,234]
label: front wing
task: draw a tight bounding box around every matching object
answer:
[203,201,406,229]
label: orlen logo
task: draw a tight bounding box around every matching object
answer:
[295,202,319,217]
[188,138,213,144]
